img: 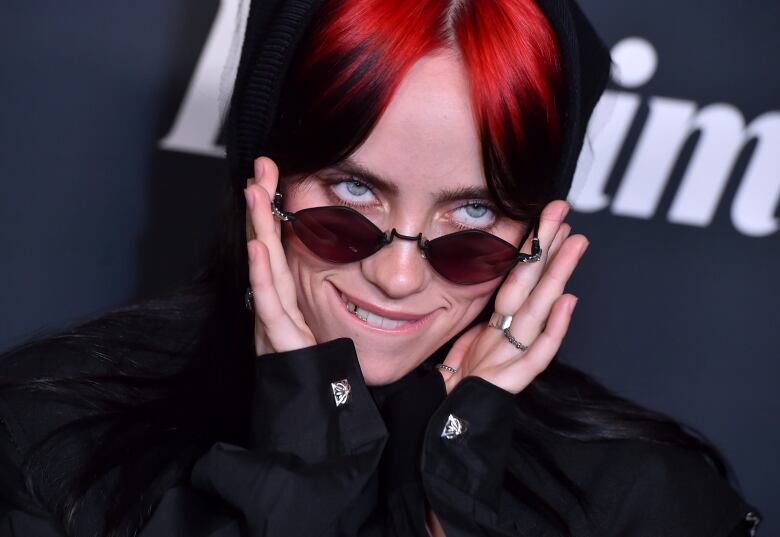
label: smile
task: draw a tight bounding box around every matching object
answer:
[340,293,412,329]
[329,283,436,333]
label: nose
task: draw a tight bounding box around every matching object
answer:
[360,231,431,299]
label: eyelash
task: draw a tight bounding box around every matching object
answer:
[321,175,500,231]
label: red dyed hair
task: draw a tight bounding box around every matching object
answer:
[269,0,564,219]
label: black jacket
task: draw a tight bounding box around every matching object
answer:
[0,338,760,536]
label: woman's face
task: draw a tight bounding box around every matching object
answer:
[281,50,527,385]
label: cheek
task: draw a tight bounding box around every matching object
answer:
[281,230,345,314]
[281,227,320,270]
[446,279,501,316]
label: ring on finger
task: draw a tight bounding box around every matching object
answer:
[488,311,529,351]
[502,328,529,351]
[488,311,513,330]
[436,364,458,375]
[271,192,290,221]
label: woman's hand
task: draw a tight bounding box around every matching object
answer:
[439,200,586,395]
[245,156,316,356]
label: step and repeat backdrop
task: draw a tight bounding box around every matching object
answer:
[2,0,777,529]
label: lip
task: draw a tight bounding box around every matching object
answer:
[328,282,438,333]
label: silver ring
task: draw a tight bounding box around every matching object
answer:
[271,192,291,221]
[502,328,528,351]
[488,311,513,331]
[244,287,254,312]
[436,364,458,375]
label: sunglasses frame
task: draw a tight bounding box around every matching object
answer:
[269,192,542,284]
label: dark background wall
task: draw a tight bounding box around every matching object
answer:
[1,0,777,531]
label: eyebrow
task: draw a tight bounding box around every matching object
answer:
[333,158,492,203]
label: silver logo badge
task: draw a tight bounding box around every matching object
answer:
[331,379,351,407]
[441,414,468,439]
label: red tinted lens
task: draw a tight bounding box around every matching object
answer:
[426,230,518,284]
[292,206,384,263]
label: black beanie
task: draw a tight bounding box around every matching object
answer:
[225,0,611,202]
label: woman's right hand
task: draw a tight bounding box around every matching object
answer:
[245,156,316,356]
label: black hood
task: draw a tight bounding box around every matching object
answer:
[225,0,611,201]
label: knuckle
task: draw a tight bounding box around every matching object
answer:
[500,271,531,296]
[543,269,568,289]
[256,301,283,325]
[523,302,548,325]
[251,184,272,207]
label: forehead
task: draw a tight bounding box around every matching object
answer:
[348,50,485,195]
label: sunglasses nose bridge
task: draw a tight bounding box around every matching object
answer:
[387,228,427,255]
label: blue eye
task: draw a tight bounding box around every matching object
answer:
[452,203,495,227]
[346,181,369,196]
[332,179,376,203]
[464,204,488,218]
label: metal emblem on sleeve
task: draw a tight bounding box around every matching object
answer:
[441,414,468,439]
[331,379,351,407]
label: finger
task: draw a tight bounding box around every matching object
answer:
[496,294,577,392]
[494,200,570,314]
[503,235,587,351]
[440,323,484,393]
[253,157,281,236]
[546,222,571,266]
[248,241,306,352]
[246,173,300,318]
[254,157,280,207]
[249,157,280,235]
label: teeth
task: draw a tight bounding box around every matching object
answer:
[340,293,410,329]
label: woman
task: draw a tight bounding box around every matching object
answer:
[0,0,760,536]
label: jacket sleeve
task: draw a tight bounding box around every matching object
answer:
[418,375,761,537]
[421,376,520,537]
[185,337,388,537]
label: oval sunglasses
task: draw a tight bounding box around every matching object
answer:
[270,192,542,285]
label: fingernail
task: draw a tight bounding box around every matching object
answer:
[579,240,590,256]
[569,297,578,314]
[244,188,255,210]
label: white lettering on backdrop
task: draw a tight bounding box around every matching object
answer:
[159,10,779,237]
[159,0,247,158]
[572,38,780,237]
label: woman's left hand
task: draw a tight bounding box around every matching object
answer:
[439,200,587,395]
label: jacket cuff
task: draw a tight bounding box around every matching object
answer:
[421,376,516,509]
[249,338,386,461]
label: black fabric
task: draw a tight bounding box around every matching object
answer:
[534,0,611,199]
[225,0,611,201]
[0,338,759,536]
[226,0,326,200]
